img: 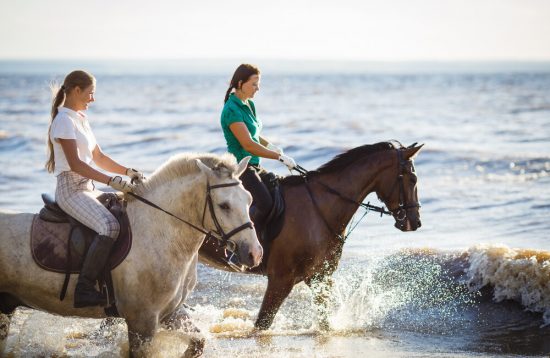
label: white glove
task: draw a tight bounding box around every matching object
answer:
[108,176,134,193]
[126,168,144,184]
[278,154,296,169]
[267,142,283,155]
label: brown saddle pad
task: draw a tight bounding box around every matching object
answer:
[30,214,132,274]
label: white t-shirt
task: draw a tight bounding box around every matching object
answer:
[50,107,97,176]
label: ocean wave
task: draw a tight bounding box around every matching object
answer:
[463,244,550,327]
[326,245,550,336]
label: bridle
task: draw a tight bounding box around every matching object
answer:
[294,147,420,241]
[377,149,421,227]
[128,180,253,253]
[201,181,254,252]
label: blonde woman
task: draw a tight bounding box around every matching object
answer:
[46,70,143,308]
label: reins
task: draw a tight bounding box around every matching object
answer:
[291,164,391,243]
[293,164,392,216]
[290,146,421,242]
[128,192,210,235]
[127,180,253,251]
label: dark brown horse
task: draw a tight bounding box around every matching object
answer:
[199,141,423,330]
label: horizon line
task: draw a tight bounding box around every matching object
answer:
[2,58,550,63]
[2,58,550,75]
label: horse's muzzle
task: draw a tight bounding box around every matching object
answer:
[393,207,421,231]
[229,239,263,269]
[395,217,421,231]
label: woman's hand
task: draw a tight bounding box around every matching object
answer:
[108,176,134,193]
[126,168,145,184]
[278,154,297,169]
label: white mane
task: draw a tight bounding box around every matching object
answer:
[138,152,239,194]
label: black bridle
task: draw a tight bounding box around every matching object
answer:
[377,149,421,227]
[292,147,420,241]
[201,181,254,252]
[128,181,253,252]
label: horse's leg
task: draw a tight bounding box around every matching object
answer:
[0,312,9,354]
[100,317,117,330]
[161,308,205,358]
[305,274,334,331]
[0,292,21,354]
[126,316,158,358]
[255,275,295,330]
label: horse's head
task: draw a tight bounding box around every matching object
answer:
[376,143,423,232]
[196,157,263,268]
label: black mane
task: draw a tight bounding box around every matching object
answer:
[281,141,401,186]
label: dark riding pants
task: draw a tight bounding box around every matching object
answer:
[240,165,273,235]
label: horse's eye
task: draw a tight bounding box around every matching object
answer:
[219,202,230,210]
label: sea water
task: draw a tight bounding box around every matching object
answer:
[0,60,549,357]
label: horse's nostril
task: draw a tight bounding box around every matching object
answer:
[417,220,422,228]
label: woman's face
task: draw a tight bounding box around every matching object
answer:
[239,74,260,99]
[72,84,96,111]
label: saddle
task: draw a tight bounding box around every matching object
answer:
[31,193,132,314]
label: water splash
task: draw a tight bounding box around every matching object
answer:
[330,252,478,334]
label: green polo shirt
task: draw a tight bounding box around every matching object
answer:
[220,93,262,166]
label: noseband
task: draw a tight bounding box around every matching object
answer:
[379,149,421,224]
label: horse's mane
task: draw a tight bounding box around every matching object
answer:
[281,141,402,186]
[140,152,239,193]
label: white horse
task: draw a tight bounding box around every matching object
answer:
[0,153,262,357]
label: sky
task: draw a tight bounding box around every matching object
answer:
[0,0,549,61]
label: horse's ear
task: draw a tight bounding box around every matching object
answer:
[195,159,212,175]
[404,143,424,160]
[236,156,251,177]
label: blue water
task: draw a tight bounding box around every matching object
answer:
[1,62,548,250]
[1,61,550,356]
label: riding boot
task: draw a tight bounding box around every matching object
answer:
[249,205,265,242]
[74,234,114,308]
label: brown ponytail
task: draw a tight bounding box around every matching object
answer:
[224,64,260,103]
[45,70,95,173]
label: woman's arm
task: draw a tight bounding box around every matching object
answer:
[229,123,279,160]
[92,144,127,175]
[259,135,283,154]
[58,139,112,184]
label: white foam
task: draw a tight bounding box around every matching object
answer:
[465,244,550,327]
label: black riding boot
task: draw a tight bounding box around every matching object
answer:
[249,205,265,241]
[74,234,114,308]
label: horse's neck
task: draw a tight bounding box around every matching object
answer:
[311,152,393,234]
[126,176,207,261]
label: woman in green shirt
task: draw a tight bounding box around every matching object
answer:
[220,64,296,236]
